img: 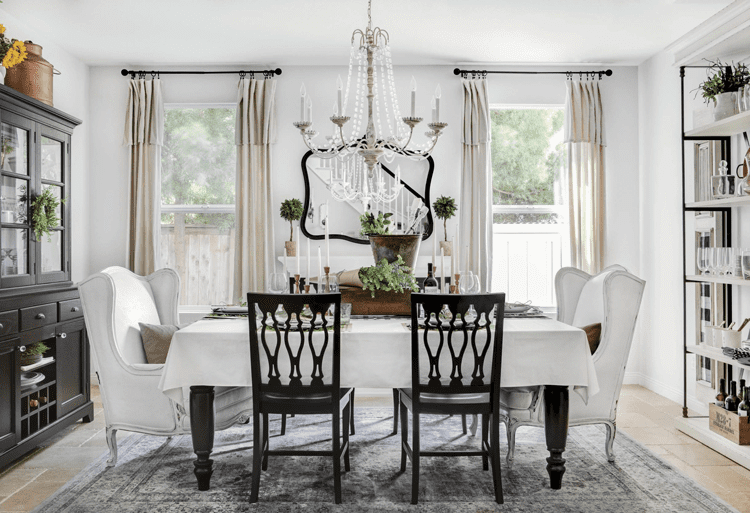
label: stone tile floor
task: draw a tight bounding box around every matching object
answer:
[0,385,748,512]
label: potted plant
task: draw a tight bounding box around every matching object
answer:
[280,198,303,257]
[696,59,750,121]
[360,212,421,269]
[339,256,419,315]
[21,341,49,366]
[31,188,64,242]
[0,26,27,79]
[433,195,457,256]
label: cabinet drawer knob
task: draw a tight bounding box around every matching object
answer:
[0,323,3,330]
[35,313,46,320]
[71,306,80,312]
[59,332,67,339]
[19,345,26,352]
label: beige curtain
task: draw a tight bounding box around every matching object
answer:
[564,80,605,274]
[233,78,277,298]
[460,78,493,291]
[124,78,164,276]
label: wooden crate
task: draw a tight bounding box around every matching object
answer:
[709,403,750,445]
[339,286,411,316]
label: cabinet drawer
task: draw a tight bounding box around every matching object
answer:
[20,303,57,331]
[0,310,18,337]
[58,299,82,322]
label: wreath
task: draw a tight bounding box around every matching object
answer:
[31,189,64,242]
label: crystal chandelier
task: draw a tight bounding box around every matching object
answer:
[293,0,447,210]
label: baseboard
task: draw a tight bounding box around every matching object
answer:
[638,373,708,415]
[623,371,641,385]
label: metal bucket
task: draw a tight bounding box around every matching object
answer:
[5,42,56,106]
[368,234,422,269]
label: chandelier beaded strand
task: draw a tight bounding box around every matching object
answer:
[293,0,447,210]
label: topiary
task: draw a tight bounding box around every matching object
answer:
[432,196,457,241]
[280,198,304,242]
[360,212,392,237]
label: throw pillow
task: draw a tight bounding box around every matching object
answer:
[581,322,602,355]
[139,322,180,364]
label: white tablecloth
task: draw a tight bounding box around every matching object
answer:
[158,317,598,407]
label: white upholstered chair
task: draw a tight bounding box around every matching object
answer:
[78,266,252,466]
[498,265,645,468]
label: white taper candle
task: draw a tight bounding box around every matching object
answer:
[296,227,301,274]
[410,76,416,117]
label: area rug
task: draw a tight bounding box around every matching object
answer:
[34,408,737,512]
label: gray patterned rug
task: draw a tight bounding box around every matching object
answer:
[33,408,737,512]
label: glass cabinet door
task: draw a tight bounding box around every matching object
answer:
[36,126,68,284]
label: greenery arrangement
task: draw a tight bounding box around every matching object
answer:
[280,198,304,241]
[25,341,49,357]
[695,59,750,105]
[31,188,64,242]
[358,256,419,298]
[432,196,457,241]
[359,211,392,236]
[0,25,27,69]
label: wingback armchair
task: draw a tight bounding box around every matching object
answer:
[78,266,252,466]
[498,265,645,468]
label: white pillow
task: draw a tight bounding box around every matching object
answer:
[570,265,626,327]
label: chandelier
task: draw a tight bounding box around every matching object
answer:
[293,0,447,210]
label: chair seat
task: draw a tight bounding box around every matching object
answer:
[497,386,540,410]
[261,387,352,414]
[399,388,491,414]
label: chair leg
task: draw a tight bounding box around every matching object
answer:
[490,413,504,504]
[280,414,286,436]
[400,394,408,472]
[332,408,342,504]
[411,411,420,505]
[350,388,356,436]
[392,388,399,435]
[343,399,351,472]
[481,414,489,471]
[461,414,467,434]
[262,414,270,471]
[470,414,479,436]
[605,422,617,463]
[105,427,118,467]
[250,412,264,504]
[506,420,518,470]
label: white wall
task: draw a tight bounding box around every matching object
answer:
[0,9,90,282]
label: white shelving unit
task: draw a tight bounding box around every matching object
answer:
[685,109,750,139]
[676,417,750,469]
[685,275,750,286]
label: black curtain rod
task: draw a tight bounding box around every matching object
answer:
[453,68,613,79]
[120,68,282,79]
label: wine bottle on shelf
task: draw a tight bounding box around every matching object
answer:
[716,378,727,407]
[423,263,439,294]
[726,381,740,413]
[739,387,750,417]
[741,379,747,402]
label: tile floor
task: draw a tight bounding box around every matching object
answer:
[0,385,748,512]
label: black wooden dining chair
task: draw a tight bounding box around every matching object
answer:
[399,292,506,504]
[247,292,351,504]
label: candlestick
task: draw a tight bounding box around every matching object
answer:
[300,83,306,122]
[410,76,417,117]
[296,227,301,274]
[317,246,322,294]
[441,247,446,294]
[294,274,301,294]
[336,75,343,114]
[304,284,311,294]
[454,273,460,294]
[324,266,330,293]
[435,84,441,122]
[325,201,330,267]
[306,238,311,284]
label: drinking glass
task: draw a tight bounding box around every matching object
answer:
[719,248,731,275]
[458,271,477,294]
[696,247,709,275]
[742,249,750,280]
[326,274,339,293]
[707,248,718,275]
[340,303,352,324]
[267,272,289,294]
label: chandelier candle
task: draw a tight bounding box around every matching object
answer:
[337,75,343,114]
[431,97,436,123]
[410,76,416,117]
[300,83,306,122]
[435,85,441,122]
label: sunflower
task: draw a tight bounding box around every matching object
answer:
[0,25,6,35]
[2,40,27,69]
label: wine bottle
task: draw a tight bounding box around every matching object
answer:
[739,387,750,417]
[741,379,747,402]
[423,263,439,294]
[716,378,727,407]
[726,381,740,412]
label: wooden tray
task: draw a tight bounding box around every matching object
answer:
[709,403,750,445]
[340,286,411,316]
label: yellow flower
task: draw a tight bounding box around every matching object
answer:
[3,41,27,69]
[0,25,6,35]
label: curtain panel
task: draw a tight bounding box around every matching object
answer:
[233,78,277,299]
[564,80,605,274]
[124,78,164,276]
[460,78,493,292]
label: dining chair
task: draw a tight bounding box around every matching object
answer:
[399,292,506,504]
[498,265,645,468]
[78,266,253,467]
[247,292,351,504]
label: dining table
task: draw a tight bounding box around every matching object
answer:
[158,315,599,492]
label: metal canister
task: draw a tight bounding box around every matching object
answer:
[4,41,55,106]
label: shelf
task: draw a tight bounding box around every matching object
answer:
[20,356,55,372]
[686,196,750,209]
[676,416,750,470]
[685,109,750,138]
[686,344,750,370]
[685,275,750,286]
[21,401,56,420]
[20,380,55,398]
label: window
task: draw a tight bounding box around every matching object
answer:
[160,105,236,306]
[490,105,568,308]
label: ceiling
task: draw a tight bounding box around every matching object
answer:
[0,0,734,67]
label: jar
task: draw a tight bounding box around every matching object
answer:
[4,42,56,106]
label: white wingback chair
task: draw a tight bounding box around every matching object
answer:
[78,266,252,466]
[498,265,645,468]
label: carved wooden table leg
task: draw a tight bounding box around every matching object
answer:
[190,385,215,491]
[544,385,569,490]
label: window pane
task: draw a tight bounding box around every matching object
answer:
[1,227,28,276]
[42,184,62,224]
[41,230,62,273]
[161,107,236,306]
[1,176,28,224]
[1,124,29,176]
[491,108,566,206]
[493,212,561,225]
[41,136,62,182]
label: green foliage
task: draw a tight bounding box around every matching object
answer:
[280,198,304,241]
[31,188,64,242]
[696,60,750,105]
[161,108,236,230]
[358,256,419,298]
[360,212,392,236]
[432,196,457,241]
[491,108,565,217]
[25,342,49,356]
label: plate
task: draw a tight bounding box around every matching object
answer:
[505,304,532,314]
[20,371,45,388]
[212,306,248,314]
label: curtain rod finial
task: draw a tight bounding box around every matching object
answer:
[120,69,129,77]
[453,68,461,76]
[605,69,613,76]
[275,68,282,76]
